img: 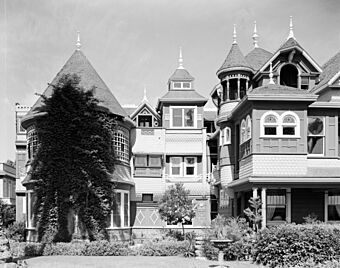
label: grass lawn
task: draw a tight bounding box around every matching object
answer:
[11,256,262,268]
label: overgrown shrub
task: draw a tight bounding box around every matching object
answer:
[253,224,340,267]
[5,221,26,242]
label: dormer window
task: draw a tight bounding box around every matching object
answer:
[138,115,152,127]
[173,82,191,89]
[170,106,196,128]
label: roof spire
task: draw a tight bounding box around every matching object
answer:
[142,85,148,102]
[269,62,275,84]
[178,47,184,69]
[233,24,237,44]
[76,31,81,50]
[287,16,295,40]
[252,21,259,48]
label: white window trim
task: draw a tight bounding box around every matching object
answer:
[169,156,197,177]
[307,116,325,156]
[260,111,300,138]
[240,119,246,144]
[246,115,252,141]
[184,156,197,176]
[219,127,231,146]
[281,111,300,138]
[108,189,130,229]
[172,81,192,89]
[170,106,197,128]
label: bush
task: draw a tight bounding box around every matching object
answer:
[10,242,44,258]
[253,224,340,267]
[5,221,26,242]
[133,240,190,256]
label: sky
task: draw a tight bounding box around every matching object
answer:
[0,0,340,163]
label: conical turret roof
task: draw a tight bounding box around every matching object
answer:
[217,43,253,76]
[24,50,127,122]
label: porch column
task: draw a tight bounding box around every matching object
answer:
[27,192,31,228]
[261,188,267,229]
[240,192,245,216]
[237,77,240,100]
[286,188,291,223]
[252,187,258,198]
[226,78,230,101]
[324,190,328,223]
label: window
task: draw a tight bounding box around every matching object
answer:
[307,116,324,155]
[240,119,246,143]
[107,190,130,228]
[142,194,153,202]
[246,115,252,140]
[171,107,196,128]
[169,156,197,177]
[219,127,231,146]
[113,127,130,163]
[27,127,38,160]
[262,112,279,136]
[280,64,298,88]
[134,155,162,177]
[260,111,299,137]
[138,115,153,127]
[267,190,286,222]
[282,112,298,136]
[173,82,191,89]
[328,193,340,221]
[184,157,196,176]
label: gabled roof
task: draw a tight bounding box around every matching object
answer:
[169,68,194,82]
[130,100,159,120]
[254,37,322,78]
[24,50,127,121]
[312,50,340,93]
[245,47,273,71]
[217,44,253,76]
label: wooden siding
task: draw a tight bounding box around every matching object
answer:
[132,128,165,154]
[291,189,324,223]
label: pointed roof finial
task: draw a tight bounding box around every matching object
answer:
[143,85,148,102]
[287,16,295,40]
[269,62,275,84]
[252,21,259,48]
[233,24,237,44]
[76,31,81,50]
[178,47,184,69]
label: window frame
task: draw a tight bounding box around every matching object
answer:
[170,106,197,129]
[113,127,130,163]
[240,119,246,144]
[107,189,130,229]
[172,81,192,89]
[307,116,325,156]
[266,190,287,223]
[260,111,300,138]
[169,156,197,177]
[327,192,340,222]
[219,127,231,146]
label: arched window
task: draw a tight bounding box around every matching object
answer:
[280,64,298,88]
[281,112,299,136]
[246,115,252,140]
[240,119,246,143]
[261,112,280,136]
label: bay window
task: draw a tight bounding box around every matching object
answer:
[134,155,162,177]
[113,127,130,163]
[171,107,196,128]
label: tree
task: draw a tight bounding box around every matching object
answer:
[0,200,15,227]
[243,196,262,232]
[30,74,116,242]
[158,183,196,236]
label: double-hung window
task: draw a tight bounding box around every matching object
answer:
[307,116,324,155]
[170,156,197,177]
[171,107,196,128]
[219,127,231,146]
[173,82,191,89]
[134,155,162,177]
[263,114,279,136]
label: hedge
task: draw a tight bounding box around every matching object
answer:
[253,224,340,267]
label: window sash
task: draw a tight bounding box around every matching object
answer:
[110,191,129,228]
[171,107,196,128]
[184,157,196,176]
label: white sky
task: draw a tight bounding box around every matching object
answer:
[1,0,340,162]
